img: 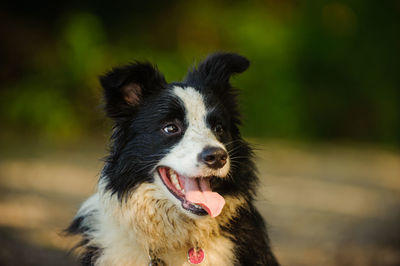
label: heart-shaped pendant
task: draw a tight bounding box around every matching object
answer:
[187,247,205,264]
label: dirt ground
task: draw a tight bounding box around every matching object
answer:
[0,140,399,266]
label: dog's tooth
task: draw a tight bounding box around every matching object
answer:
[175,181,182,191]
[170,172,177,179]
[170,173,183,191]
[171,173,178,184]
[169,168,175,176]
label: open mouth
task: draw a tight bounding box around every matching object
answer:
[157,167,225,217]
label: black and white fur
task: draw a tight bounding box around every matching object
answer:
[66,52,279,265]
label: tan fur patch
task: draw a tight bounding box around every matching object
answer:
[92,182,246,265]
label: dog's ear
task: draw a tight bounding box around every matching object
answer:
[184,52,250,88]
[100,62,167,121]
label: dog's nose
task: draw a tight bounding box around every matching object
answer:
[198,147,228,169]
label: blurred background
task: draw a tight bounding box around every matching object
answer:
[0,0,399,265]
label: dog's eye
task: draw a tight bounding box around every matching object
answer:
[214,124,224,135]
[162,123,180,135]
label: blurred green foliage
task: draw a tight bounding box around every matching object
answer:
[0,0,399,145]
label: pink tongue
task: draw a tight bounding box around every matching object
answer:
[183,177,225,217]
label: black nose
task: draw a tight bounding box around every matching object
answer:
[198,147,228,169]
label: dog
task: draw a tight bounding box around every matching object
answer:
[66,52,279,265]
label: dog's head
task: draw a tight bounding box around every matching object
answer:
[101,53,253,218]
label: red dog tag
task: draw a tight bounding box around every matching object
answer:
[187,247,205,264]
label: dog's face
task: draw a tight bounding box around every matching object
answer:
[101,53,250,219]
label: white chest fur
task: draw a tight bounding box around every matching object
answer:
[79,182,244,266]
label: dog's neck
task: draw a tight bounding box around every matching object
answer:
[100,182,245,255]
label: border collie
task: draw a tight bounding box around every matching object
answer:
[67,52,279,265]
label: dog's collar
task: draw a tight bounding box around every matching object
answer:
[148,249,165,266]
[148,257,166,266]
[148,247,205,265]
